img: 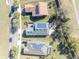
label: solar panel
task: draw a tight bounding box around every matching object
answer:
[31,43,44,49]
[36,23,46,29]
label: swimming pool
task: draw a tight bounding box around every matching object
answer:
[31,43,44,49]
[36,23,47,29]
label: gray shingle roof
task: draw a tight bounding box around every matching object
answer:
[25,22,49,36]
[21,41,51,56]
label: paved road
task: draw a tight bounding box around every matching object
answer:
[0,0,9,59]
[72,0,79,25]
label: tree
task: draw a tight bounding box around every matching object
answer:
[61,16,70,23]
[14,0,19,7]
[14,12,20,19]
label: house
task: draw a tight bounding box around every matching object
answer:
[24,1,48,17]
[21,41,51,56]
[24,4,35,15]
[25,22,49,36]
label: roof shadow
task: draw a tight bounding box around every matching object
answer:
[22,30,47,38]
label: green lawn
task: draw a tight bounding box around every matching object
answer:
[22,36,52,43]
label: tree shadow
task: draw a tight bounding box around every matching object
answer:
[30,16,46,22]
[48,15,57,23]
[21,8,32,16]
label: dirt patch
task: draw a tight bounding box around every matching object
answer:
[60,0,79,39]
[20,55,39,59]
[0,0,9,59]
[60,0,79,56]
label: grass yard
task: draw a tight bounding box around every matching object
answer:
[22,16,31,29]
[46,41,67,59]
[22,36,52,43]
